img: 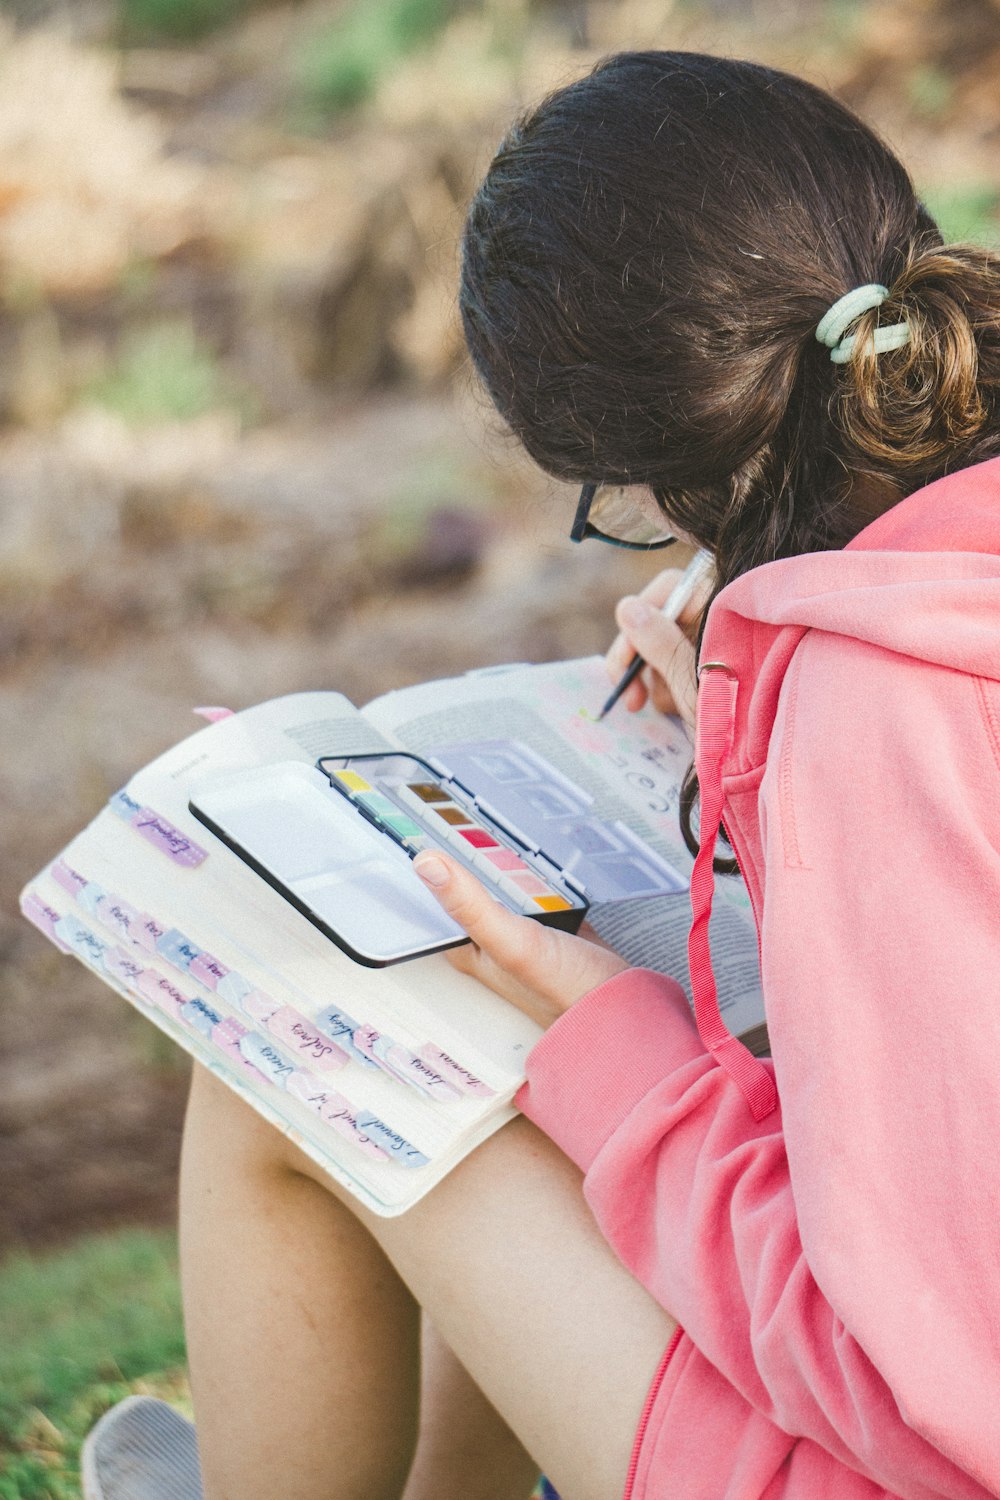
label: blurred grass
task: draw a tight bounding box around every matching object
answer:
[85,323,251,427]
[297,0,455,117]
[0,1230,187,1500]
[922,182,1000,244]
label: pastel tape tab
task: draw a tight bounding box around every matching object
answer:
[110,788,143,822]
[358,1028,454,1101]
[377,1041,462,1102]
[189,951,229,990]
[156,929,203,971]
[54,914,111,968]
[77,881,107,917]
[354,1023,400,1079]
[316,1006,380,1068]
[51,860,88,899]
[354,1113,430,1169]
[417,1045,496,1098]
[104,945,148,987]
[21,891,71,950]
[240,989,283,1026]
[286,1077,390,1160]
[131,809,208,868]
[182,997,222,1037]
[216,970,253,1006]
[95,895,142,942]
[212,1016,248,1061]
[268,1008,351,1071]
[136,970,189,1021]
[134,913,169,954]
[239,1033,296,1087]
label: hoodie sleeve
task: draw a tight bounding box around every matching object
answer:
[515,638,1000,1500]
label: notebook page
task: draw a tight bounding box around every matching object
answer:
[22,691,541,1215]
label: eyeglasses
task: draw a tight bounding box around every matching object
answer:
[570,482,677,551]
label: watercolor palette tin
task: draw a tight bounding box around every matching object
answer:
[189,752,589,968]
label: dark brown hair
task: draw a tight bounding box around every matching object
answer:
[459,51,1000,857]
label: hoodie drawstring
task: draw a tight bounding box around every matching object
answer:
[689,666,778,1122]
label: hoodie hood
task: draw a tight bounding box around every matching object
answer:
[701,455,1000,774]
[688,455,1000,1118]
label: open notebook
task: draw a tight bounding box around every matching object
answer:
[21,657,765,1216]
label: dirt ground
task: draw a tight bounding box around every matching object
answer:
[0,390,653,1249]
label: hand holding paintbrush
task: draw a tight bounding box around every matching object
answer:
[599,550,714,721]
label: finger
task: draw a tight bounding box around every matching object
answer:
[621,675,647,712]
[412,851,542,980]
[413,851,628,1020]
[649,647,698,725]
[638,559,713,630]
[605,568,689,680]
[615,596,689,682]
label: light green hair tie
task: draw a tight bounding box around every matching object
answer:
[815,283,911,364]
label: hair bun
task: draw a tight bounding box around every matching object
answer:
[838,244,1000,474]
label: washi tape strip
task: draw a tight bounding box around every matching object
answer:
[134,913,168,954]
[355,1027,462,1103]
[51,860,89,901]
[354,1113,430,1169]
[21,890,71,950]
[109,791,208,868]
[212,1015,249,1062]
[267,1007,351,1072]
[54,914,111,968]
[377,1043,464,1102]
[285,1076,391,1161]
[157,929,204,970]
[417,1045,496,1098]
[103,945,148,988]
[96,895,142,943]
[239,1032,297,1087]
[77,881,107,916]
[315,1006,381,1070]
[135,969,190,1022]
[189,951,230,990]
[182,996,222,1037]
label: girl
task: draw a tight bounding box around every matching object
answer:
[85,51,1000,1500]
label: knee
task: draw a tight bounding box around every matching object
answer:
[184,1063,301,1178]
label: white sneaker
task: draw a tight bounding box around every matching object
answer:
[81,1396,203,1500]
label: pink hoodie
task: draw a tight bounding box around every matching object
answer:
[516,458,1000,1500]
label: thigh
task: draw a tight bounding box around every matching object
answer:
[199,1066,678,1500]
[373,1115,677,1500]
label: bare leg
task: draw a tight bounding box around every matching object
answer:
[180,1070,542,1500]
[179,1071,421,1500]
[403,1319,541,1500]
[181,1064,677,1500]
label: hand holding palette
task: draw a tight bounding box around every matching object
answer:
[189,751,590,968]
